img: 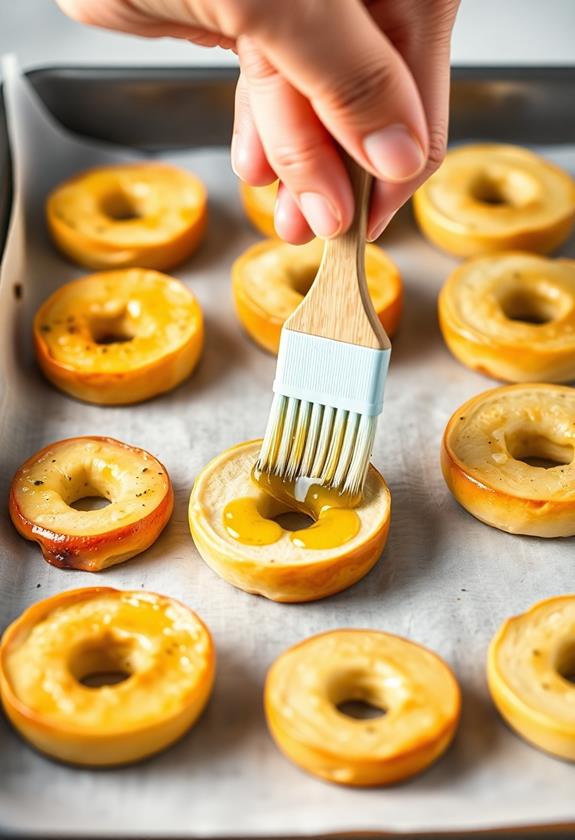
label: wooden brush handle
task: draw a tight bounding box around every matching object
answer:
[285,154,390,351]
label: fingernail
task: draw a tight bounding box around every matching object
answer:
[299,192,341,238]
[363,125,424,183]
[367,212,395,242]
[274,188,291,239]
[230,132,248,178]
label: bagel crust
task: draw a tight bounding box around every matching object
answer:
[9,436,173,571]
[46,163,207,271]
[414,144,575,257]
[439,253,575,383]
[441,384,575,537]
[188,440,391,602]
[232,238,402,354]
[265,629,461,786]
[0,588,215,766]
[34,269,203,405]
[488,595,575,761]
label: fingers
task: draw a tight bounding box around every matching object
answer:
[396,3,457,177]
[231,74,276,186]
[365,140,445,241]
[366,145,447,240]
[248,0,429,185]
[232,73,313,241]
[60,0,458,245]
[238,36,354,239]
[366,2,459,239]
[56,0,184,36]
[56,0,236,45]
[366,181,411,241]
[274,184,314,244]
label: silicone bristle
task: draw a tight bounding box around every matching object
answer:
[310,405,335,478]
[257,397,376,496]
[257,329,390,496]
[258,393,286,472]
[299,401,323,476]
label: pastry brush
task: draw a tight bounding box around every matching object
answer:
[256,157,391,502]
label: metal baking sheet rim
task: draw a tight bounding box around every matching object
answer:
[4,827,575,840]
[0,65,574,840]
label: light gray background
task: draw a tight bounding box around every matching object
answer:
[1,3,575,838]
[1,48,575,838]
[1,0,575,69]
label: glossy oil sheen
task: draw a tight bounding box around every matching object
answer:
[222,468,361,550]
[222,497,283,546]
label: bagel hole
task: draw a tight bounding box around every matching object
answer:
[90,313,135,345]
[273,511,314,531]
[81,671,130,688]
[94,331,134,345]
[556,641,575,685]
[471,175,507,206]
[331,673,388,720]
[337,699,386,720]
[69,480,112,511]
[500,289,559,325]
[69,639,133,689]
[70,495,111,511]
[470,170,539,209]
[506,431,574,469]
[100,190,140,221]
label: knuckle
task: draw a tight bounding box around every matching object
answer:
[217,0,266,37]
[240,50,278,84]
[234,75,250,109]
[271,139,325,175]
[323,62,397,122]
[426,125,448,173]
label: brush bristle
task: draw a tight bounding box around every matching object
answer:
[256,393,377,497]
[257,329,390,498]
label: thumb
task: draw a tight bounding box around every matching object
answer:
[250,0,429,184]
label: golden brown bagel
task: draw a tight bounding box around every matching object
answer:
[188,440,391,602]
[232,238,402,354]
[265,629,461,786]
[439,253,575,383]
[34,269,203,405]
[9,436,173,571]
[46,163,207,270]
[414,144,575,257]
[0,588,215,766]
[488,595,575,761]
[441,384,575,537]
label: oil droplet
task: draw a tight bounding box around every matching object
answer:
[223,498,282,546]
[222,467,361,550]
[253,466,361,517]
[291,507,360,549]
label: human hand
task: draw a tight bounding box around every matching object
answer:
[57,0,460,243]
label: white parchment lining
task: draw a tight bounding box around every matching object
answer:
[0,57,574,837]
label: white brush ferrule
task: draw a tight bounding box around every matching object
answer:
[273,330,391,416]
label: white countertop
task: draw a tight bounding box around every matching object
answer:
[1,0,575,69]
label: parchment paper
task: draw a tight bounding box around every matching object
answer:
[0,56,574,837]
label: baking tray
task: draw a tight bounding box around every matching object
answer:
[0,64,574,840]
